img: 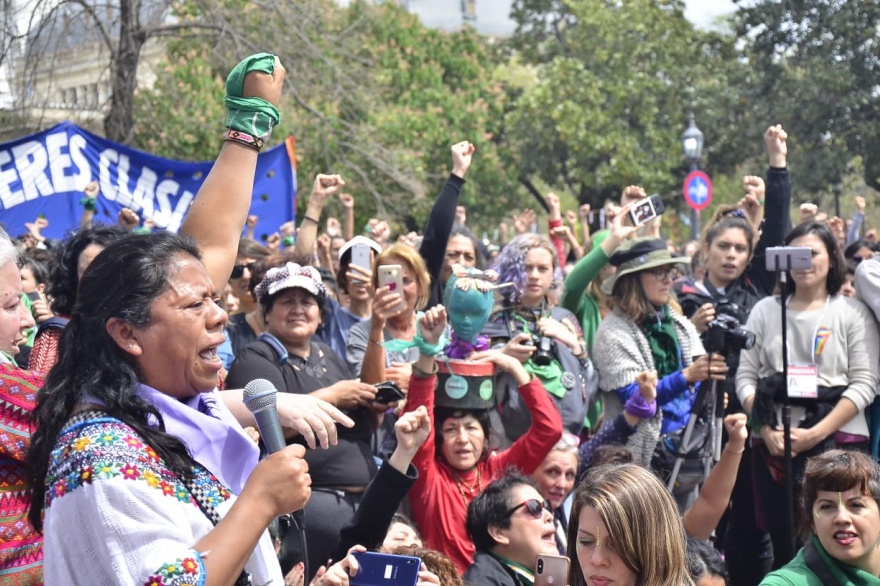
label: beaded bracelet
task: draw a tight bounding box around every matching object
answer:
[224,129,264,152]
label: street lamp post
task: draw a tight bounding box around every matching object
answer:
[682,112,705,241]
[832,181,843,220]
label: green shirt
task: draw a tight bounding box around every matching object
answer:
[760,535,880,586]
[560,244,610,355]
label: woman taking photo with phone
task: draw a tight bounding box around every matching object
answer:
[737,221,880,570]
[568,463,694,586]
[346,243,433,393]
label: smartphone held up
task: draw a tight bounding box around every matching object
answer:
[628,194,665,227]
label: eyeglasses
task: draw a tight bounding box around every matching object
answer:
[647,266,681,281]
[505,498,552,519]
[231,262,257,280]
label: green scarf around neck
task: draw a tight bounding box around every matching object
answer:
[642,305,681,378]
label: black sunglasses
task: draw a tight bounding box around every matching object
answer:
[505,498,552,519]
[231,261,257,280]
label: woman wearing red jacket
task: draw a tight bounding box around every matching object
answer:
[402,304,563,574]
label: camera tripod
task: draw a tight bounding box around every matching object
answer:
[666,363,726,494]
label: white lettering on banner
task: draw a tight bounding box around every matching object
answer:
[47,132,89,193]
[131,166,157,220]
[99,156,193,232]
[12,140,53,201]
[0,149,23,208]
[0,132,92,209]
[0,129,203,230]
[69,134,90,190]
[99,148,118,202]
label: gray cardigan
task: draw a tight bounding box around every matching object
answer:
[593,307,704,465]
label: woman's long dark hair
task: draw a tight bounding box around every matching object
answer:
[28,233,203,532]
[47,224,129,316]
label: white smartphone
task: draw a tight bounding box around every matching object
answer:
[535,554,570,586]
[765,246,813,272]
[378,264,407,312]
[351,243,372,272]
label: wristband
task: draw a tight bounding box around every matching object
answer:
[224,53,281,139]
[281,236,295,247]
[413,362,439,378]
[80,196,97,212]
[302,215,320,226]
[624,394,657,419]
[224,129,264,151]
[383,320,447,357]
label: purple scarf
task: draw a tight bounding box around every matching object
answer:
[137,384,259,495]
[444,333,490,359]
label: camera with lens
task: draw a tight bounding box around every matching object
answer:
[704,301,755,355]
[529,334,554,366]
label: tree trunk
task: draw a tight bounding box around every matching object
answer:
[104,0,145,143]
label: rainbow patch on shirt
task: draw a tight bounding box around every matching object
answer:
[815,327,831,356]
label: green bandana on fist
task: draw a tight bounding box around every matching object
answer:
[225,53,282,139]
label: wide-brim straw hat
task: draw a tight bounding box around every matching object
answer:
[601,238,690,295]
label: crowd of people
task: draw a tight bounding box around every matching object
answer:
[3,53,880,586]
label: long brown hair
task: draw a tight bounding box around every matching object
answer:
[567,464,693,586]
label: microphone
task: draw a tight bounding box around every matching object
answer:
[243,379,308,573]
[243,378,286,454]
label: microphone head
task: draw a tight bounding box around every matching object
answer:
[243,378,278,412]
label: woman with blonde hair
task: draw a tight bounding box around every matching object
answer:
[347,242,433,389]
[568,463,694,586]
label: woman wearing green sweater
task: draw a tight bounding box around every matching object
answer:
[760,450,880,585]
[560,203,637,431]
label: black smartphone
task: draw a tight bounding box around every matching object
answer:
[374,381,405,404]
[26,291,41,302]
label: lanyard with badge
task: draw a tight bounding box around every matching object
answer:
[783,295,829,400]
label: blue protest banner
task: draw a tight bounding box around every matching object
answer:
[0,121,296,241]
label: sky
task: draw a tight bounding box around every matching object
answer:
[684,0,738,29]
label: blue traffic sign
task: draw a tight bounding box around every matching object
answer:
[683,170,712,211]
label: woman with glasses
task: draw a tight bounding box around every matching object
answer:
[463,471,560,586]
[592,238,726,483]
[737,221,880,570]
[221,239,272,366]
[400,305,562,574]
